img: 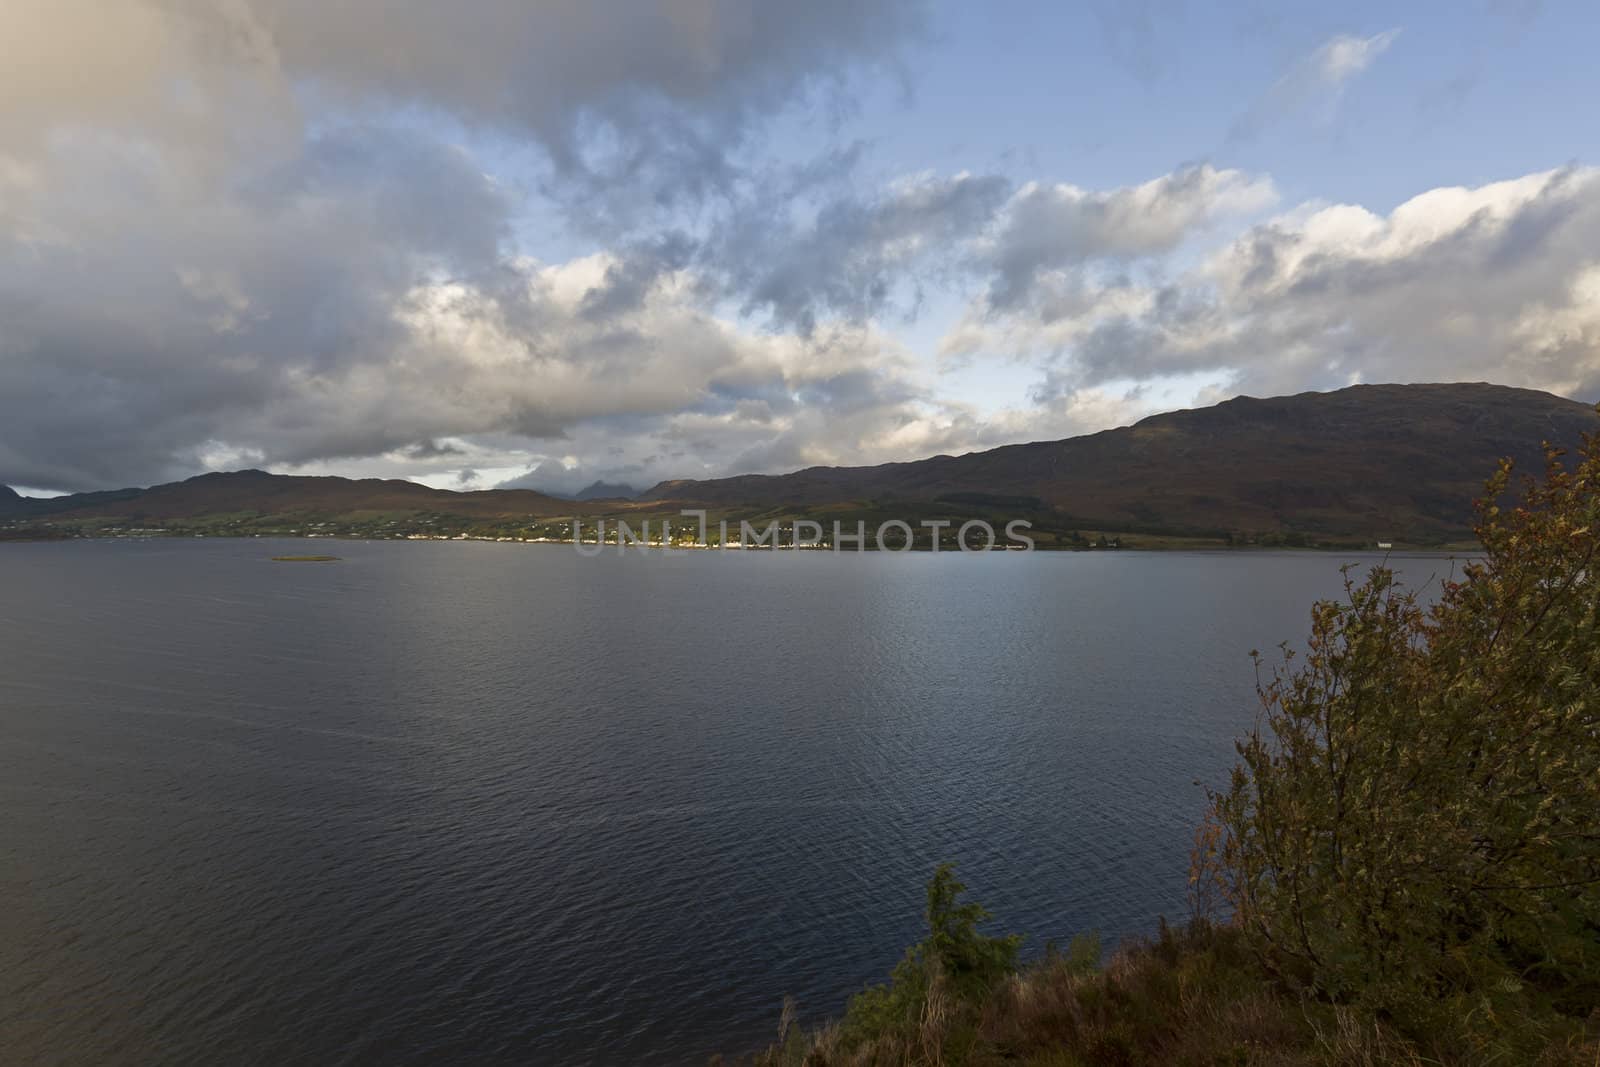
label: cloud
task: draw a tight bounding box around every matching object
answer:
[0,110,1282,495]
[0,160,960,492]
[955,166,1600,403]
[1230,28,1400,141]
[0,0,939,492]
[254,1,922,152]
[0,0,926,226]
[976,165,1277,311]
[689,162,1272,336]
[3,5,1597,500]
[1312,29,1400,84]
[699,169,1012,333]
[932,165,1276,361]
[399,439,467,460]
[0,120,515,489]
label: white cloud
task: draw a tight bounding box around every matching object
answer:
[976,165,1277,311]
[1230,28,1401,141]
[1314,30,1402,84]
[955,166,1600,402]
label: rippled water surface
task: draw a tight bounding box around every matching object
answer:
[0,540,1462,1064]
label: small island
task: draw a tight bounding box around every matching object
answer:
[270,555,340,562]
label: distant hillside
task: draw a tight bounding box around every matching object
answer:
[642,383,1600,540]
[4,384,1595,544]
[0,469,576,522]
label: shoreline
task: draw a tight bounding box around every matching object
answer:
[0,531,1475,556]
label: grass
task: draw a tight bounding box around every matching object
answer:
[269,554,340,562]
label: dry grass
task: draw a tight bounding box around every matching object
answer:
[726,921,1600,1067]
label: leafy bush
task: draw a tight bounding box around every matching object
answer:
[1204,435,1600,1054]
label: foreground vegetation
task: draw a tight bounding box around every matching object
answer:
[733,883,1493,1066]
[730,434,1600,1065]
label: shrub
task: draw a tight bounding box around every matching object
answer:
[834,864,1022,1060]
[1204,434,1600,1054]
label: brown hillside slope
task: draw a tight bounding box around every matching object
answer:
[643,383,1600,539]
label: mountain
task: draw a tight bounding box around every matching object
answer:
[0,469,575,522]
[5,384,1595,543]
[574,481,639,501]
[642,383,1600,540]
[0,485,18,504]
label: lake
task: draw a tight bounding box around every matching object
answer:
[0,539,1465,1065]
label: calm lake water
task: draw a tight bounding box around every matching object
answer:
[0,539,1464,1065]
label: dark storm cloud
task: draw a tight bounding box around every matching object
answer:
[252,2,923,151]
[0,124,514,489]
[0,0,933,491]
[222,0,928,228]
[17,0,925,211]
[399,440,467,460]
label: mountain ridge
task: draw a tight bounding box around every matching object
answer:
[638,382,1599,539]
[0,468,575,521]
[4,383,1597,542]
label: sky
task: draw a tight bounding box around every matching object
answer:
[2,1,1598,497]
